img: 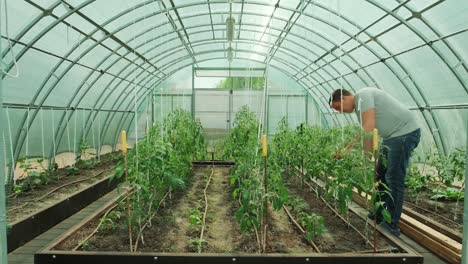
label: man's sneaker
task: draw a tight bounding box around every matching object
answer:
[367,211,383,224]
[380,221,401,237]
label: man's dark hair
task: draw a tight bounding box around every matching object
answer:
[329,89,353,105]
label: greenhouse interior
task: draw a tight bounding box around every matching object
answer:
[0,0,467,264]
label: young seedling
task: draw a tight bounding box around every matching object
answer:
[298,212,327,241]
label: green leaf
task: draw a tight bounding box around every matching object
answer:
[230,176,236,186]
[382,208,392,224]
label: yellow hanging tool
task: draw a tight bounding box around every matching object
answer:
[262,134,267,157]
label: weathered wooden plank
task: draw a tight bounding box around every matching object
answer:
[402,205,462,243]
[352,187,462,264]
[400,220,461,264]
[400,214,461,254]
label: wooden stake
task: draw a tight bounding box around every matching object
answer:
[301,159,304,190]
[373,128,379,253]
[262,135,269,253]
[121,131,133,252]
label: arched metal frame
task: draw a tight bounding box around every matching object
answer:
[2,0,467,168]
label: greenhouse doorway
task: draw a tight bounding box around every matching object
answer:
[192,67,266,142]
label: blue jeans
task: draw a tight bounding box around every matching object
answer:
[376,128,421,230]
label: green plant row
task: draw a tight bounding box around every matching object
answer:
[405,147,465,201]
[223,106,325,247]
[270,119,391,224]
[113,109,206,247]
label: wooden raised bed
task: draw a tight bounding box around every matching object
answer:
[8,173,119,253]
[34,165,423,264]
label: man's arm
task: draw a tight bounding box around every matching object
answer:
[336,109,375,157]
[361,108,376,157]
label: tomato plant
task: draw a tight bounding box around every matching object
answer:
[113,109,206,249]
[224,106,290,251]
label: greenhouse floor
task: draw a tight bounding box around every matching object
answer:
[8,188,447,264]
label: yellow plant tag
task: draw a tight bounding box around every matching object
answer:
[121,130,127,154]
[373,128,378,151]
[262,134,267,157]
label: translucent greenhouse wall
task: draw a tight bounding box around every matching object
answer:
[135,62,466,162]
[142,65,324,143]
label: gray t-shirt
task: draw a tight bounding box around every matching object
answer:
[355,87,419,139]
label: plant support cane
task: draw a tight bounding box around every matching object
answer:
[121,131,133,252]
[373,128,379,253]
[262,134,269,253]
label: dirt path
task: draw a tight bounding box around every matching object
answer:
[285,176,393,253]
[147,166,210,252]
[269,205,312,253]
[203,166,236,253]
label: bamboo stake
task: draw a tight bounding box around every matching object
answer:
[373,128,379,253]
[282,204,321,253]
[121,130,133,252]
[262,134,269,253]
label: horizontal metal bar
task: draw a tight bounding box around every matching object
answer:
[194,67,266,71]
[194,88,266,91]
[154,94,192,97]
[195,110,231,114]
[410,104,468,110]
[2,103,134,113]
[268,94,306,98]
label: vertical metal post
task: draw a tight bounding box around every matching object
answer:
[462,112,468,264]
[264,78,269,135]
[0,3,8,260]
[0,103,6,261]
[286,95,289,125]
[228,89,233,133]
[228,69,233,133]
[305,93,309,125]
[151,92,154,125]
[267,95,270,136]
[171,95,174,112]
[191,65,195,119]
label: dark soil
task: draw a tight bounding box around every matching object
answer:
[405,189,463,233]
[7,153,120,223]
[53,165,402,255]
[285,176,397,253]
[55,166,247,252]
